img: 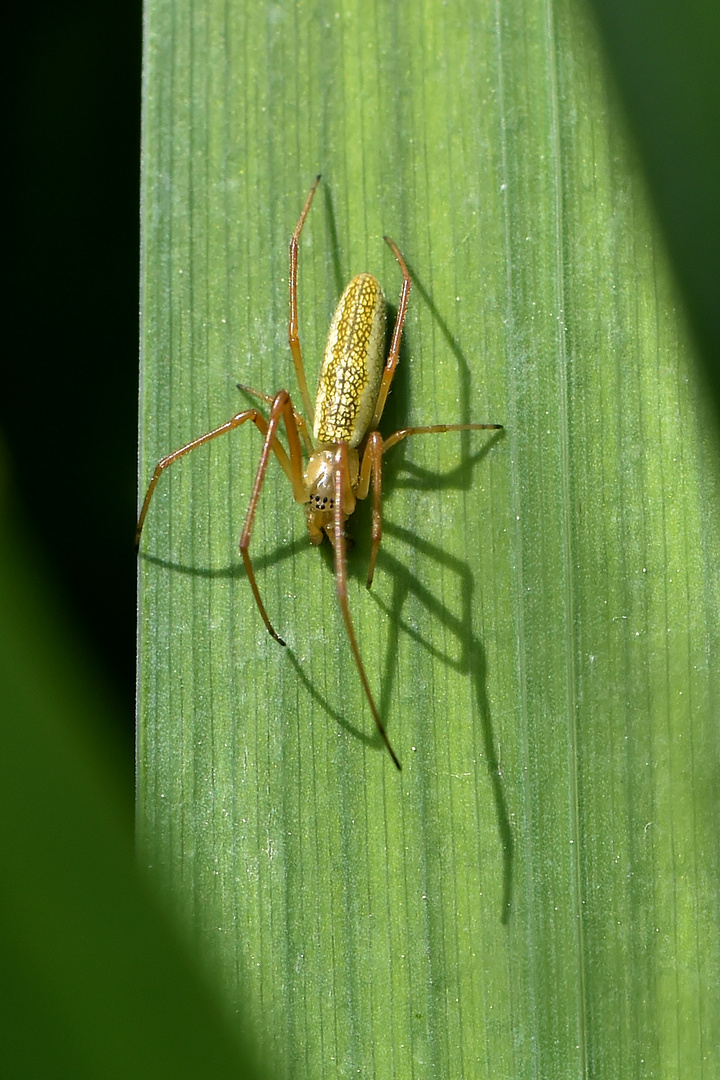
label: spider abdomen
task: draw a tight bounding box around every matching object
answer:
[313,273,387,448]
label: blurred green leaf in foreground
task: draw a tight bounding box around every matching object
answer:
[0,481,263,1077]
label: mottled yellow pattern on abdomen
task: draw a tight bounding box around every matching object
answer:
[313,273,387,448]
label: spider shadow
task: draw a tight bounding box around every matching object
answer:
[322,181,345,299]
[381,521,510,922]
[139,535,306,582]
[378,253,504,498]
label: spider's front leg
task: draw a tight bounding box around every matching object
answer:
[332,442,401,770]
[239,390,307,646]
[135,406,302,548]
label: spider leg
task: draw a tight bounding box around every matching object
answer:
[333,442,401,770]
[368,236,412,431]
[352,423,504,588]
[135,408,294,547]
[383,421,502,453]
[357,430,384,588]
[239,390,307,646]
[289,175,321,426]
[237,381,313,453]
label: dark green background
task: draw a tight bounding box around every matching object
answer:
[5,3,141,750]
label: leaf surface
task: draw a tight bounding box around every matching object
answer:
[138,1,720,1076]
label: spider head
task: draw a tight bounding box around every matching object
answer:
[304,447,359,545]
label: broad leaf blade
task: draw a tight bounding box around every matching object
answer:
[138,1,720,1077]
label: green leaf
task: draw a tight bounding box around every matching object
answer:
[138,1,720,1077]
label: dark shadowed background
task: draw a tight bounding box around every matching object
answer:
[5,4,142,768]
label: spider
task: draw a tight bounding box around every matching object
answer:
[136,175,502,769]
